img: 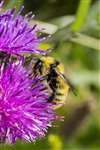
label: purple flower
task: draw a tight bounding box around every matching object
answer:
[0,2,47,56]
[0,61,57,144]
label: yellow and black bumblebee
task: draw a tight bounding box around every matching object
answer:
[25,56,76,109]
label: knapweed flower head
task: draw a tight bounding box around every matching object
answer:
[0,61,57,144]
[0,1,62,145]
[0,1,47,56]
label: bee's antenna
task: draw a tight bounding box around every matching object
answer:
[45,48,53,56]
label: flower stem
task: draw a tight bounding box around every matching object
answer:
[71,0,92,32]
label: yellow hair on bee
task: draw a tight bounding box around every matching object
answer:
[41,56,54,67]
[52,75,69,109]
[41,56,65,74]
[27,55,73,109]
[56,63,64,74]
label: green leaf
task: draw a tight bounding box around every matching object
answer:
[71,0,92,32]
[70,33,100,51]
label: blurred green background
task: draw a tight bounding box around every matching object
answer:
[0,0,100,150]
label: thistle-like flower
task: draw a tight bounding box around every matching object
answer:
[0,61,57,144]
[0,1,60,144]
[0,2,46,56]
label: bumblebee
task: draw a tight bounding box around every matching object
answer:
[33,56,76,108]
[25,56,75,109]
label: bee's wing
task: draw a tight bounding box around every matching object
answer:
[59,73,77,96]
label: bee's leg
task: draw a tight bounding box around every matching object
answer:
[47,92,56,102]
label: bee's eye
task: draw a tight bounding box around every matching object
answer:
[35,60,42,66]
[39,61,42,65]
